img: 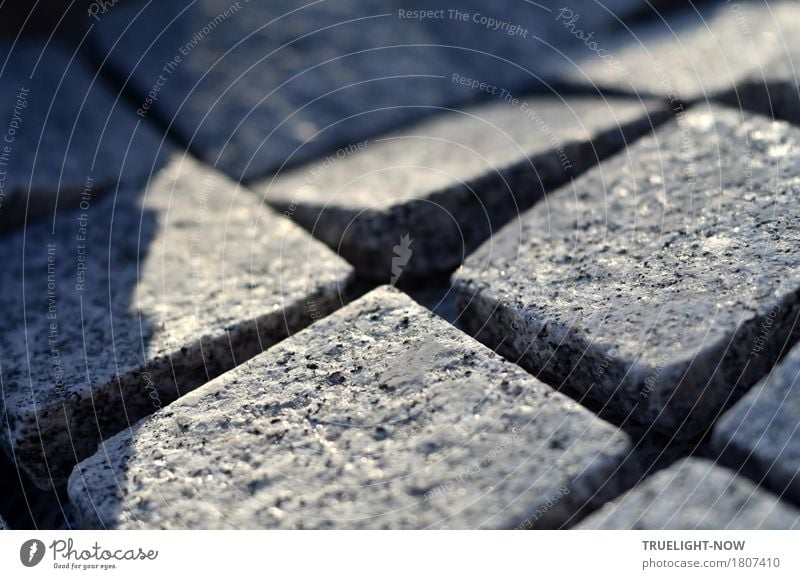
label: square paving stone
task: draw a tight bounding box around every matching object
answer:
[454,103,800,440]
[405,0,646,90]
[259,96,668,281]
[86,0,650,181]
[87,0,474,180]
[551,1,796,106]
[0,40,164,231]
[578,458,800,529]
[68,286,632,530]
[713,341,800,505]
[0,153,353,491]
[716,2,800,125]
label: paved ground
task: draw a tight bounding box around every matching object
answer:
[1,0,799,529]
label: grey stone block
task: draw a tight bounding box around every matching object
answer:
[552,1,795,105]
[259,96,668,281]
[453,104,800,440]
[0,153,353,490]
[68,286,631,529]
[716,3,800,125]
[713,342,800,504]
[579,458,800,529]
[87,0,471,180]
[0,40,164,231]
[407,0,646,90]
[87,0,649,181]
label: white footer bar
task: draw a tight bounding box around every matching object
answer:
[1,530,797,578]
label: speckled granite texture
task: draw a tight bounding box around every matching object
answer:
[454,104,800,439]
[579,458,800,529]
[69,286,631,529]
[260,96,668,280]
[0,153,353,490]
[4,0,800,533]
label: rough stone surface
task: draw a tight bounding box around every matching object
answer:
[69,286,632,530]
[579,458,800,529]
[0,40,164,230]
[713,342,800,504]
[553,1,796,105]
[87,0,650,181]
[0,153,354,490]
[454,104,800,440]
[260,96,668,281]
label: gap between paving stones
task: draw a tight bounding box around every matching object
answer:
[7,0,800,532]
[578,458,800,529]
[63,285,721,530]
[452,101,800,447]
[260,96,673,282]
[0,153,359,493]
[712,339,800,507]
[0,449,66,529]
[68,286,639,529]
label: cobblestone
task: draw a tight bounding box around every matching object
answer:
[713,341,800,505]
[553,2,796,105]
[578,458,800,529]
[3,0,800,532]
[0,153,353,490]
[454,104,800,439]
[406,0,646,90]
[69,286,631,529]
[261,96,667,280]
[88,0,474,180]
[718,2,800,125]
[0,40,163,230]
[86,1,654,181]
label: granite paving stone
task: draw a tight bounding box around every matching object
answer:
[713,341,800,504]
[260,96,668,281]
[453,104,800,440]
[578,458,800,529]
[0,40,164,231]
[68,286,632,530]
[552,1,797,106]
[405,0,647,90]
[86,0,651,181]
[0,152,354,490]
[717,2,800,125]
[87,0,472,180]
